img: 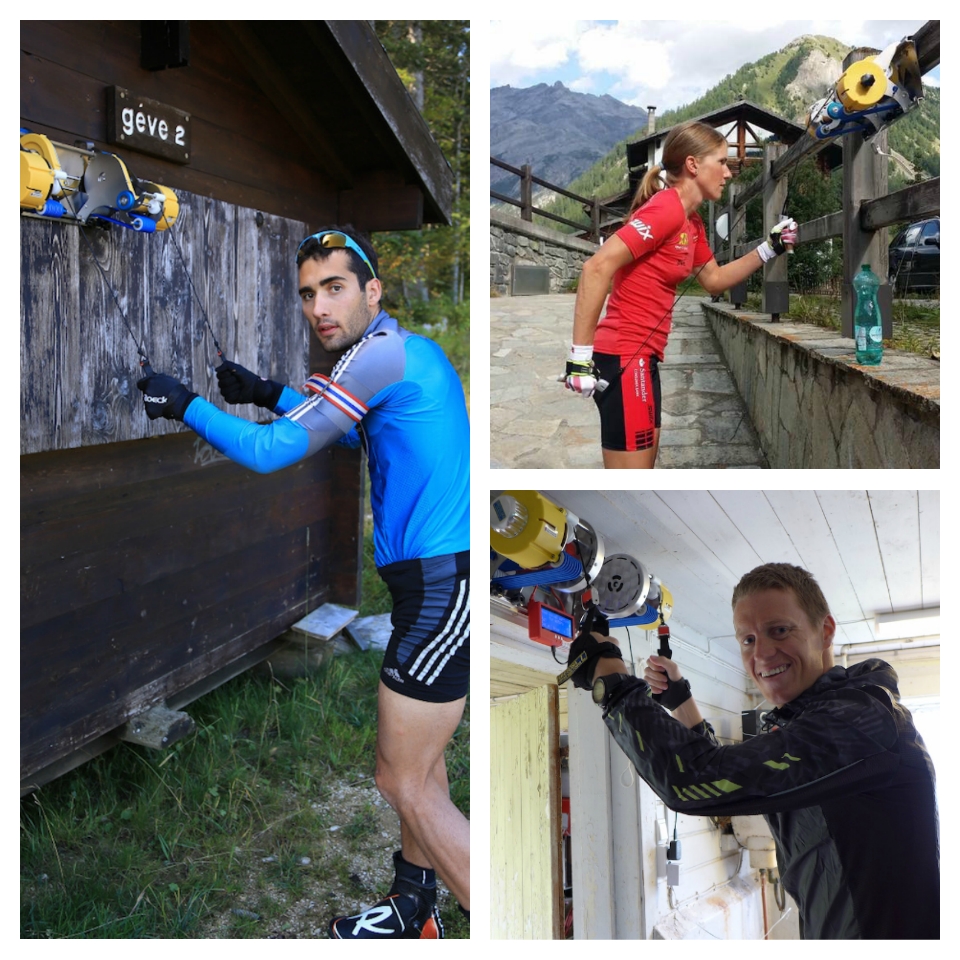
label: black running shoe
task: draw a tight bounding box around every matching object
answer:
[329,892,444,939]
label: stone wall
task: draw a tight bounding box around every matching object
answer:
[702,302,939,468]
[490,210,598,295]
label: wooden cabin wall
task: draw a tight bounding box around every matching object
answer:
[21,189,312,453]
[21,191,363,787]
[20,20,340,224]
[21,436,362,785]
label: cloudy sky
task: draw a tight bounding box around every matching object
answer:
[489,20,939,110]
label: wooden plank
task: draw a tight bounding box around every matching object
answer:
[815,491,892,617]
[709,491,806,570]
[798,210,844,244]
[656,492,764,583]
[568,685,617,938]
[868,491,922,613]
[763,491,862,623]
[608,718,645,939]
[20,215,74,450]
[21,474,328,626]
[918,490,939,608]
[490,702,508,937]
[291,604,358,641]
[860,178,940,231]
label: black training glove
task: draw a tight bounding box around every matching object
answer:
[215,359,285,409]
[659,676,693,711]
[561,629,623,690]
[137,366,198,421]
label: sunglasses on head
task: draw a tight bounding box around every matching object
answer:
[296,231,377,279]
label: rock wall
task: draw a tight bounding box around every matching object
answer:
[490,210,598,295]
[702,302,939,468]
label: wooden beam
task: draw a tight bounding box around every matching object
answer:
[914,20,940,71]
[841,50,891,338]
[321,21,453,223]
[860,177,940,230]
[339,184,424,231]
[798,211,844,244]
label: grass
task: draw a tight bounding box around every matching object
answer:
[21,521,470,940]
[744,291,940,357]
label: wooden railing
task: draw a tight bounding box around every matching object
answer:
[713,19,939,334]
[490,156,621,242]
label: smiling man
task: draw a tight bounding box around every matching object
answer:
[137,227,470,939]
[576,562,939,939]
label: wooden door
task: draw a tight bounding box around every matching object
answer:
[490,684,564,939]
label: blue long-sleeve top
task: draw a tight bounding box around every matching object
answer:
[183,310,469,567]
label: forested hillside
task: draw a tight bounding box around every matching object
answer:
[535,36,938,232]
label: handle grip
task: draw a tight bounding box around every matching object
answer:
[651,625,672,703]
[556,375,609,393]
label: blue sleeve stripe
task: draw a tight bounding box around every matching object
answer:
[184,397,311,473]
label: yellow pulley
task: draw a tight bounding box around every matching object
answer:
[491,490,568,569]
[836,58,887,112]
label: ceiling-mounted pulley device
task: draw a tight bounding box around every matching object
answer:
[807,37,923,141]
[490,491,673,647]
[20,130,179,232]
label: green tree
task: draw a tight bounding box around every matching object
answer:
[372,21,469,341]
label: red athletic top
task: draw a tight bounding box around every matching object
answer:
[594,188,713,361]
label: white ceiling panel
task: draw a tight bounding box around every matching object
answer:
[816,491,893,618]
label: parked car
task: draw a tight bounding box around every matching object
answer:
[888,217,939,294]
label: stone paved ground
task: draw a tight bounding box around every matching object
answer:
[489,294,768,469]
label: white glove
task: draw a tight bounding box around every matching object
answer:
[564,344,599,398]
[757,217,798,263]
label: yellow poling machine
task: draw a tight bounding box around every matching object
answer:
[20,130,179,232]
[807,37,924,141]
[491,491,673,647]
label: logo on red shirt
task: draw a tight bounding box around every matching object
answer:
[629,218,653,242]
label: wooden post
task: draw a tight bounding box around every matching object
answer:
[590,198,600,243]
[762,141,789,320]
[520,164,533,223]
[728,182,746,308]
[841,48,892,339]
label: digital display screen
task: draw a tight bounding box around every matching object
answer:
[541,606,574,638]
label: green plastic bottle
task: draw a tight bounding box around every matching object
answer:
[853,264,883,365]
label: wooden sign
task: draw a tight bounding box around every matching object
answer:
[106,86,191,163]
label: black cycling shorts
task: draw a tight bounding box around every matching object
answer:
[593,352,661,452]
[378,551,470,703]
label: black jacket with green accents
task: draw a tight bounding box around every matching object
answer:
[602,658,939,939]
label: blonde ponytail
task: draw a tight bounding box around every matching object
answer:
[624,121,728,222]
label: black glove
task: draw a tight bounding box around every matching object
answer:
[659,676,693,711]
[137,366,198,421]
[559,629,623,690]
[215,359,284,409]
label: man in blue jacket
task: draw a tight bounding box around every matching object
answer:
[138,227,469,939]
[577,562,938,939]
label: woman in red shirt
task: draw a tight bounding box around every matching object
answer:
[565,121,796,468]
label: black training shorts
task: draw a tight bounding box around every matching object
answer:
[593,352,661,452]
[378,551,470,703]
